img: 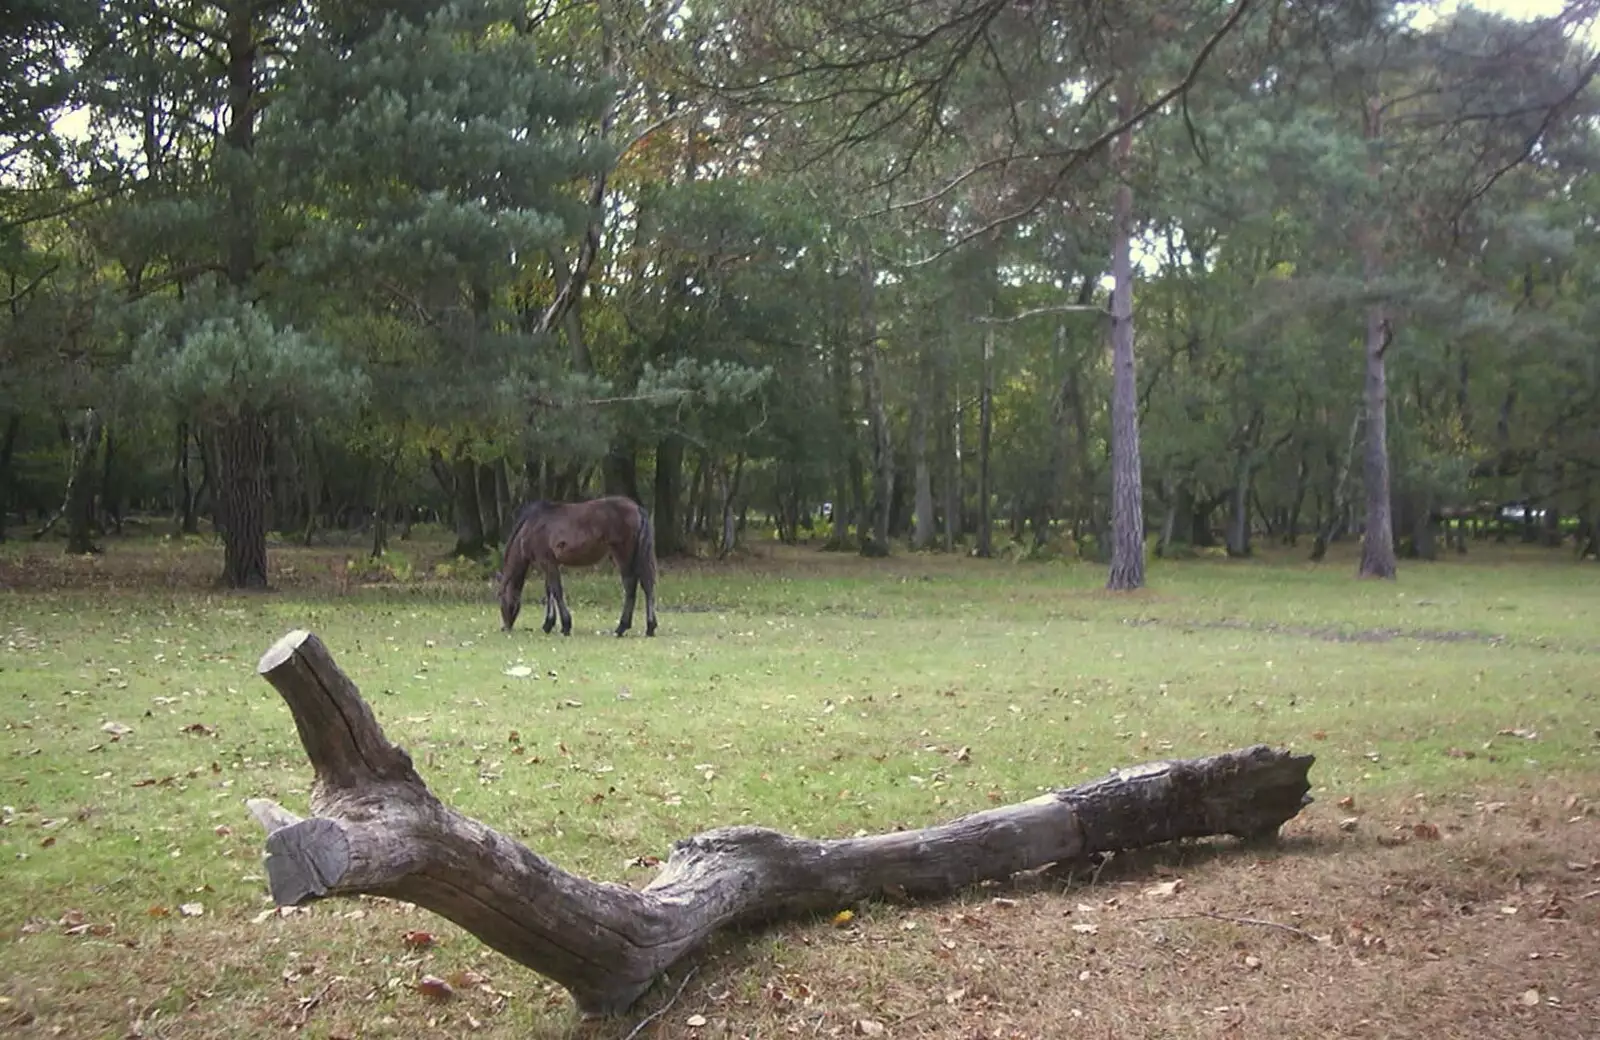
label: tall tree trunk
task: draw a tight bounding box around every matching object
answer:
[476,462,502,546]
[1106,83,1146,591]
[213,0,268,587]
[653,434,684,557]
[603,446,639,501]
[911,355,935,550]
[65,408,104,555]
[857,249,894,557]
[975,326,995,558]
[1357,99,1397,580]
[215,408,270,588]
[450,450,486,558]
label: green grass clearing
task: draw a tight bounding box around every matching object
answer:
[0,536,1596,1038]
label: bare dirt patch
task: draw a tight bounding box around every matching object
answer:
[601,784,1600,1040]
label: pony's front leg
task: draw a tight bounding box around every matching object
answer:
[541,574,558,634]
[550,571,573,636]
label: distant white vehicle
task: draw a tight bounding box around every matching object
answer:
[1497,502,1546,522]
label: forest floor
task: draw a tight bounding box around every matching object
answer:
[0,531,1596,1039]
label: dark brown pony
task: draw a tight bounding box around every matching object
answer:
[497,496,658,637]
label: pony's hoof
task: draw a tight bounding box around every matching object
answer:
[646,625,658,637]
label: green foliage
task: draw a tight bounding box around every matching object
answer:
[131,290,367,422]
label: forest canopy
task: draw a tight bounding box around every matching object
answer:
[2,0,1598,584]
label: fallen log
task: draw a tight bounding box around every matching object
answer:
[246,629,1315,1016]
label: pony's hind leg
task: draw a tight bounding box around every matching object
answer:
[642,569,658,637]
[616,573,638,637]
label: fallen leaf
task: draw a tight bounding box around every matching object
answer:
[1519,988,1540,1007]
[1337,796,1355,810]
[101,721,132,738]
[1413,822,1441,841]
[832,909,856,927]
[856,1019,886,1037]
[147,906,170,918]
[214,825,232,837]
[1339,817,1359,832]
[686,1013,708,1027]
[179,902,204,918]
[415,975,454,1001]
[1243,955,1262,970]
[179,722,215,736]
[953,746,971,763]
[402,930,438,949]
[1071,923,1099,935]
[504,666,533,678]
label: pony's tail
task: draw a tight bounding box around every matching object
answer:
[630,502,657,584]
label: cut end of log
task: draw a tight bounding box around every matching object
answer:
[262,817,352,906]
[259,629,312,675]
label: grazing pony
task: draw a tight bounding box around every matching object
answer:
[497,496,658,637]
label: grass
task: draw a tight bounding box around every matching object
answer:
[0,532,1597,1039]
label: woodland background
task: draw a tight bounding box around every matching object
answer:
[3,0,1599,589]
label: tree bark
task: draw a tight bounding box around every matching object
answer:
[215,409,270,588]
[248,630,1315,1017]
[1357,99,1397,580]
[1106,83,1146,590]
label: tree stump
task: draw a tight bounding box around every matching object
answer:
[247,629,1315,1016]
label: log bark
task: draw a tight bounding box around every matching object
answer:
[248,630,1315,1017]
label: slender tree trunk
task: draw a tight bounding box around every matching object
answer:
[1357,99,1397,580]
[911,355,935,550]
[65,408,104,555]
[940,360,960,552]
[215,409,270,588]
[975,326,995,558]
[1106,83,1146,591]
[99,424,122,535]
[173,420,199,535]
[857,248,893,557]
[0,414,18,541]
[718,453,744,557]
[449,450,486,558]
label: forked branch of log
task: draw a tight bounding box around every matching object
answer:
[246,629,1315,1016]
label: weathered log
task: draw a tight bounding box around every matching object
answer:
[247,629,1315,1016]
